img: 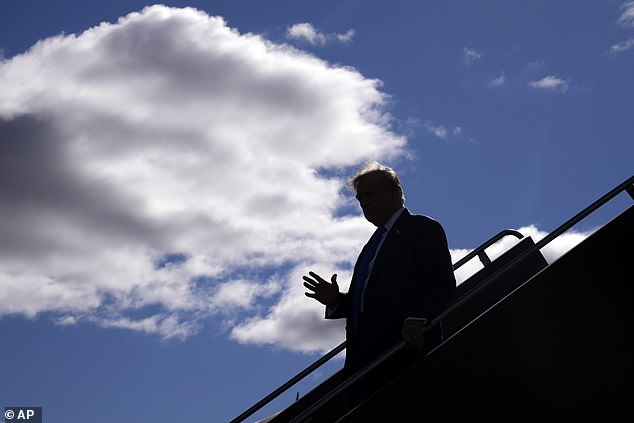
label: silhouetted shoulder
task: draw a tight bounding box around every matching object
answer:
[398,210,446,234]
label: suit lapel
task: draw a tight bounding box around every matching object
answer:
[370,209,408,276]
[349,232,376,295]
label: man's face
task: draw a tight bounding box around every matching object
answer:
[355,173,400,226]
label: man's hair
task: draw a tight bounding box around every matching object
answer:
[347,161,405,205]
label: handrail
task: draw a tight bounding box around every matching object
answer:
[534,175,634,250]
[289,174,633,422]
[451,229,523,269]
[228,341,346,423]
[231,174,633,423]
[229,228,524,423]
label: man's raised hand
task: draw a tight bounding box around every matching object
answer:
[303,271,340,307]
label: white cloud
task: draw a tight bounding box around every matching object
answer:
[488,72,506,87]
[463,47,483,66]
[618,1,634,28]
[527,59,545,70]
[424,121,448,139]
[286,22,355,46]
[528,75,570,92]
[423,120,465,141]
[94,314,201,339]
[606,2,634,56]
[608,37,634,54]
[336,29,356,43]
[212,279,280,310]
[0,5,404,340]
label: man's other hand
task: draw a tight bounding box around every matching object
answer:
[401,319,426,349]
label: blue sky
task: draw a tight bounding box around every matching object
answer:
[1,1,632,422]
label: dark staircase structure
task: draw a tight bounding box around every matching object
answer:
[231,176,633,422]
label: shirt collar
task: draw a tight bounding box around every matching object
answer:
[382,207,405,232]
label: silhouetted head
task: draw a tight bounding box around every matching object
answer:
[348,161,404,227]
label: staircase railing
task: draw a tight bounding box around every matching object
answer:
[231,174,634,423]
[452,229,523,268]
[229,341,346,423]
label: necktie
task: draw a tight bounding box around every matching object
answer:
[350,226,387,332]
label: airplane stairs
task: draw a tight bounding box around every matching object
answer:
[231,175,633,422]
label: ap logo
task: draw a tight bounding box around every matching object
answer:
[4,407,42,423]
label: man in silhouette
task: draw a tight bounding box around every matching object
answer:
[303,161,455,394]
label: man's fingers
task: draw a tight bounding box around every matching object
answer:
[308,271,327,283]
[412,334,424,349]
[403,333,423,349]
[401,320,426,349]
[302,276,320,289]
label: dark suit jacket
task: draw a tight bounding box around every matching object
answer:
[327,208,456,373]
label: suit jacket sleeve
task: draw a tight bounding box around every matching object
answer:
[325,292,349,319]
[407,217,455,320]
